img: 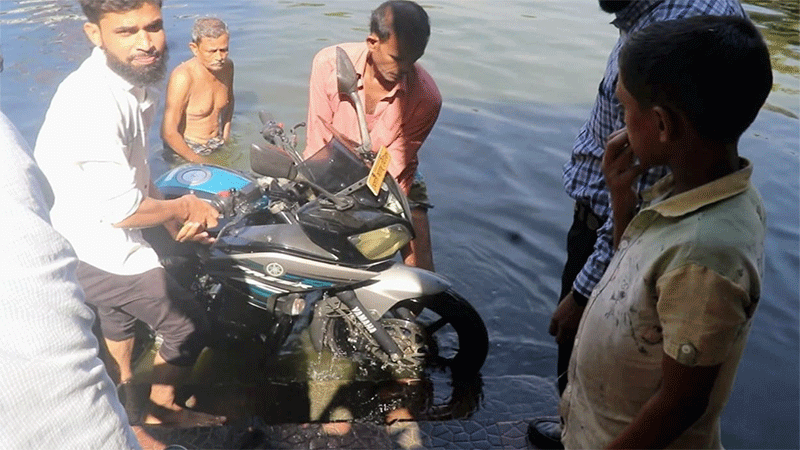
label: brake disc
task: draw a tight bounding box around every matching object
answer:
[328,316,428,374]
[377,318,427,371]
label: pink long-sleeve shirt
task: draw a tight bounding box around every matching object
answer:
[305,42,442,192]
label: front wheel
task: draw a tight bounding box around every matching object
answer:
[326,289,489,377]
[399,289,489,376]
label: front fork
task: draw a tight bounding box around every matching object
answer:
[309,289,403,362]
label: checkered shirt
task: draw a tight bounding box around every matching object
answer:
[561,0,747,299]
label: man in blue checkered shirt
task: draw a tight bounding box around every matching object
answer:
[529,1,749,448]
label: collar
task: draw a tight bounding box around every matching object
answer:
[89,46,156,110]
[642,157,753,218]
[611,0,663,32]
[352,43,408,99]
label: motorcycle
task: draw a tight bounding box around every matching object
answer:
[154,47,488,379]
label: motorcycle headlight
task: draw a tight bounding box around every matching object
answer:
[348,224,412,260]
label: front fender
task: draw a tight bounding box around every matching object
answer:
[353,262,451,317]
[308,263,451,352]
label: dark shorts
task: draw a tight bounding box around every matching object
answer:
[76,262,209,367]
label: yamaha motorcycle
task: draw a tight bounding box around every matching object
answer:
[154,48,488,379]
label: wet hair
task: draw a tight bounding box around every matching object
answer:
[619,15,772,144]
[79,0,162,24]
[370,1,430,59]
[191,17,229,44]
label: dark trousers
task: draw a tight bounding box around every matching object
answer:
[556,203,599,394]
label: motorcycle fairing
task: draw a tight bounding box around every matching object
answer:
[209,252,381,292]
[353,263,451,317]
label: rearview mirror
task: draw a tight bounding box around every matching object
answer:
[250,143,297,180]
[336,46,358,96]
[334,46,372,156]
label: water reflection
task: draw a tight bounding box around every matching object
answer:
[744,1,800,118]
[159,335,484,431]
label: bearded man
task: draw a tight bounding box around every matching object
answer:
[35,0,225,428]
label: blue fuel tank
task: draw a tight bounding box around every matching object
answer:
[155,164,256,201]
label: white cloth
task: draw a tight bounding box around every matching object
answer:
[35,46,161,275]
[0,112,140,449]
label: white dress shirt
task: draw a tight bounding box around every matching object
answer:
[0,111,140,449]
[35,46,161,275]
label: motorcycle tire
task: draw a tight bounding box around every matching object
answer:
[326,289,489,378]
[403,289,489,377]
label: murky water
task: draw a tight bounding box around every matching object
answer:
[1,1,797,448]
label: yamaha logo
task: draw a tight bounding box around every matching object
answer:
[265,262,285,277]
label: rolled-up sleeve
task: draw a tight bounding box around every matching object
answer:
[78,159,142,225]
[657,263,753,367]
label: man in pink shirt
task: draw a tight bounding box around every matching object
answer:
[305,0,441,271]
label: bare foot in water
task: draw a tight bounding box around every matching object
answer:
[143,404,226,428]
[321,421,352,435]
[131,425,167,450]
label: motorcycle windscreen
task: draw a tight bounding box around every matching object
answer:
[300,132,369,193]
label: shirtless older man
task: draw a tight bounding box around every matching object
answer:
[162,17,234,164]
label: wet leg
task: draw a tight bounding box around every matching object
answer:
[105,337,135,383]
[143,350,226,427]
[402,208,434,271]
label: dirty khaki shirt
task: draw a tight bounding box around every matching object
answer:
[560,158,765,449]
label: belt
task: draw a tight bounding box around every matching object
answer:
[575,202,601,232]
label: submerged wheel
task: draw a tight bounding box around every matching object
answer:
[326,289,489,377]
[403,289,489,376]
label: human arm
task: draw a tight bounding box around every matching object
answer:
[606,353,720,449]
[548,291,586,345]
[161,66,213,164]
[221,60,235,141]
[385,67,442,193]
[602,128,644,248]
[158,184,217,244]
[113,193,218,243]
[549,229,611,342]
[304,48,336,159]
[555,128,640,317]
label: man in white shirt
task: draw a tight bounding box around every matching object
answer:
[35,0,224,428]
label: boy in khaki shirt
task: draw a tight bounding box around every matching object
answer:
[559,15,772,449]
